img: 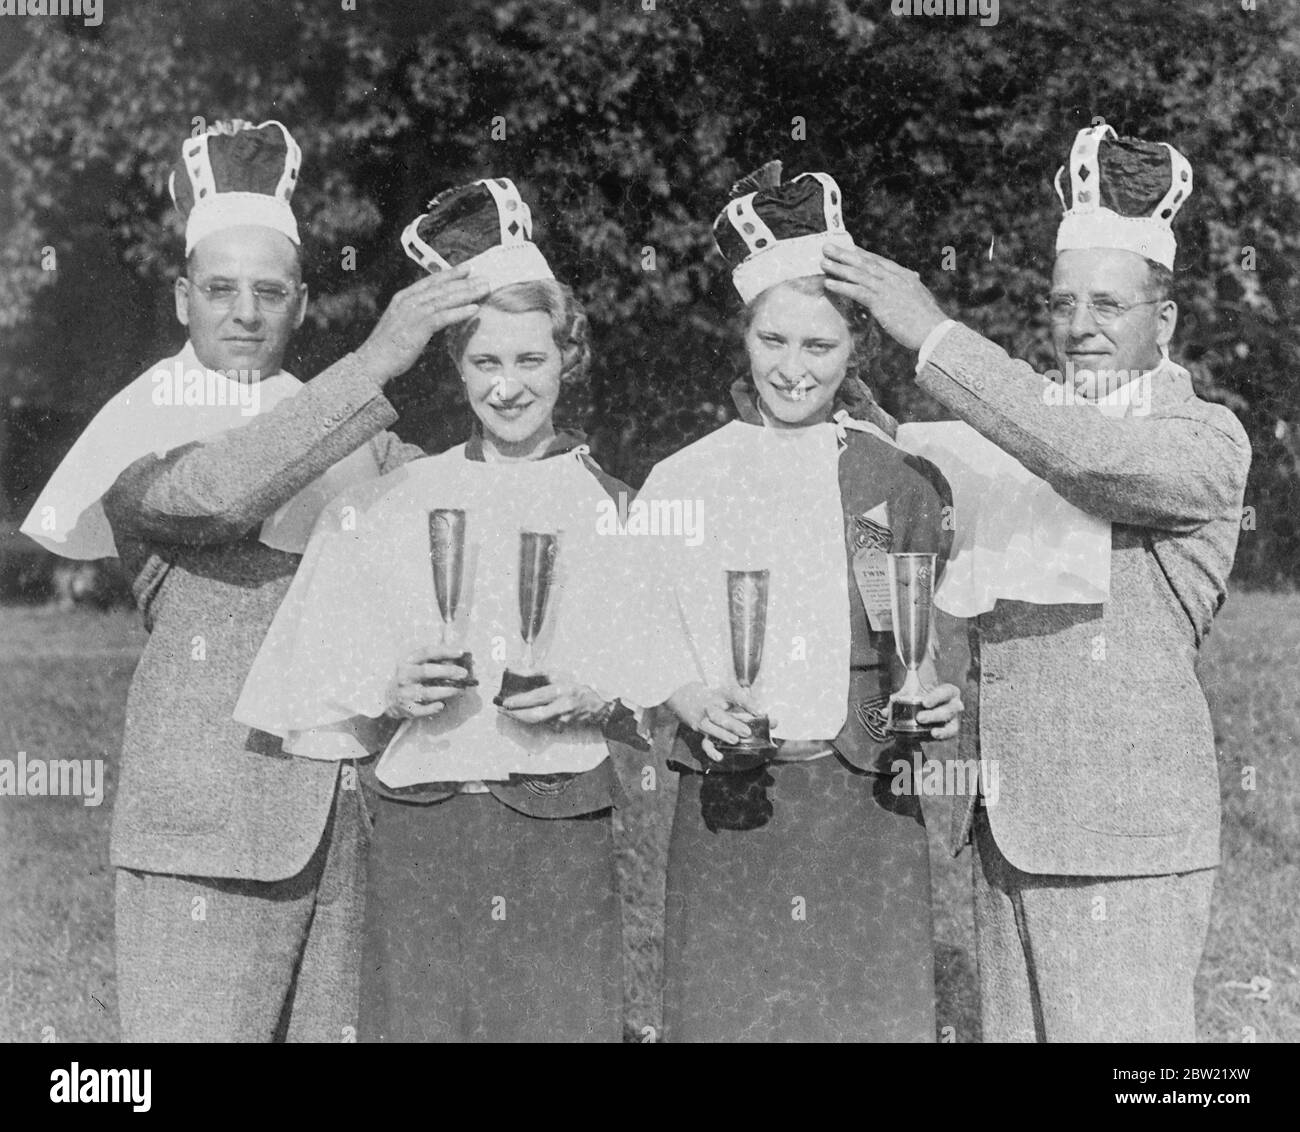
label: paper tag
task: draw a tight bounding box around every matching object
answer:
[850,503,894,633]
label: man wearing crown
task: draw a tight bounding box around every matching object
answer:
[825,125,1252,1041]
[21,120,489,1041]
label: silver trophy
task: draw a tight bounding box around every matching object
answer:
[494,529,560,706]
[711,568,776,771]
[885,552,937,738]
[427,509,476,686]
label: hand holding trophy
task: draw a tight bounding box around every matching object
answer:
[427,508,477,687]
[494,529,560,707]
[885,551,938,740]
[710,568,777,772]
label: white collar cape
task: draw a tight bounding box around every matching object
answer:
[627,418,852,742]
[234,443,646,787]
[891,362,1184,617]
[19,341,379,559]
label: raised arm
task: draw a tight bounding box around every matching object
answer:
[104,267,487,545]
[917,324,1250,532]
[820,247,1251,534]
[103,353,397,546]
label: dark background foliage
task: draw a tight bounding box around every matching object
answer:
[1,0,1296,584]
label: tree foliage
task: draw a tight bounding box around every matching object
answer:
[1,0,1296,581]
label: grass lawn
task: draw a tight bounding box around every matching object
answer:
[2,592,1297,1042]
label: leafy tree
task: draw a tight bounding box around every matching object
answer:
[2,0,1295,582]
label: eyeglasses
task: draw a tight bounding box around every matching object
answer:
[1041,295,1162,325]
[189,280,296,313]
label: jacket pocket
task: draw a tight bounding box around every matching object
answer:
[1070,712,1217,839]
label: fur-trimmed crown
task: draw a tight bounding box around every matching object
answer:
[169,120,301,253]
[1054,124,1193,270]
[713,161,855,303]
[401,177,554,292]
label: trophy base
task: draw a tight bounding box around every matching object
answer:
[886,698,938,741]
[709,711,777,774]
[493,670,550,707]
[429,651,477,689]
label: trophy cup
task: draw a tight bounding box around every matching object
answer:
[494,529,559,707]
[427,509,476,687]
[710,569,777,772]
[885,552,937,739]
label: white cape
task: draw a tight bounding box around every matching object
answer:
[235,444,648,787]
[628,420,851,742]
[894,420,1111,617]
[19,341,379,559]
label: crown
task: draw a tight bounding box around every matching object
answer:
[401,177,554,293]
[1054,124,1193,270]
[713,160,856,303]
[169,119,301,253]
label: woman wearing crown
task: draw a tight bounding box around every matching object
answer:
[624,163,965,1041]
[234,179,647,1043]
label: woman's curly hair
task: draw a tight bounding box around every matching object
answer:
[445,279,591,393]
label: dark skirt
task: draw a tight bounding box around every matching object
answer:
[663,754,936,1042]
[359,791,622,1042]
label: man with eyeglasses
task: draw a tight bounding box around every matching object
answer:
[22,120,488,1041]
[821,125,1251,1041]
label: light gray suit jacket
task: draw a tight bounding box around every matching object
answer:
[103,350,422,882]
[918,325,1251,877]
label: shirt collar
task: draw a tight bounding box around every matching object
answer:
[728,378,871,448]
[729,378,765,425]
[1082,355,1196,418]
[464,424,589,463]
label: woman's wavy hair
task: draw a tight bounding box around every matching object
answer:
[445,279,591,399]
[739,274,894,433]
